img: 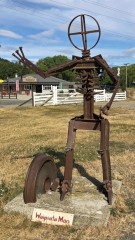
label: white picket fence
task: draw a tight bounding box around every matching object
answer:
[94,89,127,102]
[33,87,126,107]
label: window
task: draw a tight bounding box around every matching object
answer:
[2,86,6,90]
[24,85,31,90]
[43,85,51,90]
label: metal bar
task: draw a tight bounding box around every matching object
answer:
[19,47,25,58]
[70,30,99,35]
[94,54,120,114]
[100,119,112,204]
[64,120,76,179]
[13,48,82,78]
[61,120,76,200]
[74,119,100,130]
[81,15,87,51]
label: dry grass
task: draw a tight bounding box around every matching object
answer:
[0,104,135,240]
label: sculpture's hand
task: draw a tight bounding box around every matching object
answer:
[100,104,110,116]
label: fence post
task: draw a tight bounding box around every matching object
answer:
[32,92,35,107]
[103,89,105,101]
[94,94,97,102]
[52,86,58,105]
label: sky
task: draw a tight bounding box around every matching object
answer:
[0,0,135,66]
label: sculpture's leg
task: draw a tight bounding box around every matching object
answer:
[60,119,76,200]
[100,119,113,205]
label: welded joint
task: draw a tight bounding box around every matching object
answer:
[98,149,104,155]
[65,147,73,152]
[51,178,60,191]
[61,180,72,194]
[103,180,112,192]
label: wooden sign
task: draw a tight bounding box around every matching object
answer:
[32,208,74,226]
[23,76,37,82]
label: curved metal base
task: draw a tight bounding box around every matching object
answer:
[23,153,58,204]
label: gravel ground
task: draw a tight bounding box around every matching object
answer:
[110,100,135,110]
[0,98,135,109]
[96,100,135,110]
[0,98,32,107]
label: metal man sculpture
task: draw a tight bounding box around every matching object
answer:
[13,14,120,205]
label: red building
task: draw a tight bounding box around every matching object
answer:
[0,74,75,98]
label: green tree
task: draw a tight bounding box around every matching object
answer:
[115,64,135,91]
[0,58,30,80]
[36,55,76,82]
[100,65,135,91]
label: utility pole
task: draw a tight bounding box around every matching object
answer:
[124,63,129,90]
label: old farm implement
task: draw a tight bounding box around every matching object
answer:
[13,14,120,205]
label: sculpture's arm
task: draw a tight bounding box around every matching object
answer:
[12,47,79,78]
[94,54,120,115]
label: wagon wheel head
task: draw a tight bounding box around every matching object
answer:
[68,14,101,56]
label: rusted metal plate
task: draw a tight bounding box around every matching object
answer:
[74,119,101,130]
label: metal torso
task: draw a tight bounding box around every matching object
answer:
[74,58,98,119]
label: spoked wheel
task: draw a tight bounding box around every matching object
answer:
[23,154,59,203]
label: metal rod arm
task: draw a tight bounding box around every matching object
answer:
[94,54,120,115]
[12,47,81,79]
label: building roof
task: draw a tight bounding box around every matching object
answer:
[4,74,74,85]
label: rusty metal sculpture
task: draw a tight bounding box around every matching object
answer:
[13,14,120,205]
